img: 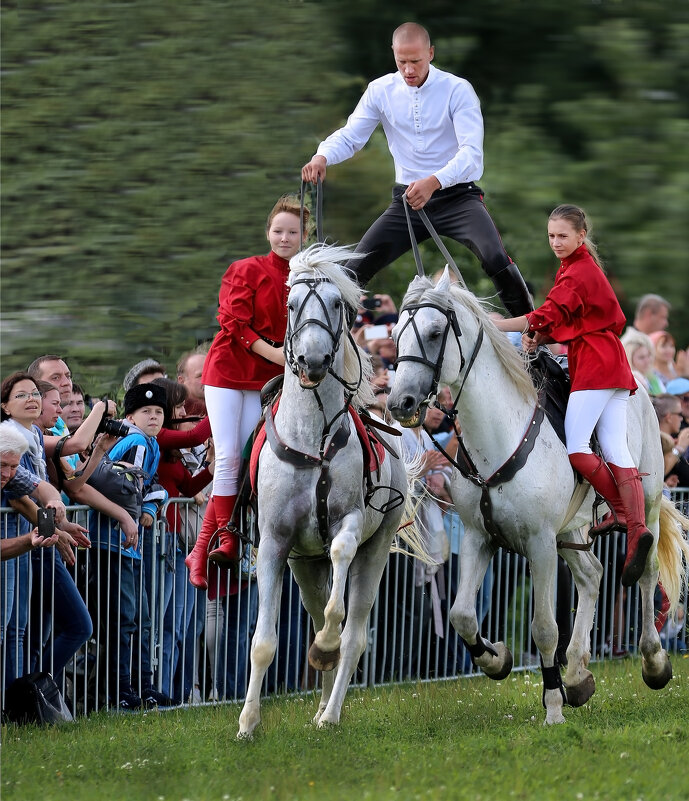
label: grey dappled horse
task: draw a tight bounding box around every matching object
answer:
[387,270,689,725]
[238,244,422,738]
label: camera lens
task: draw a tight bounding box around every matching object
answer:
[98,417,129,438]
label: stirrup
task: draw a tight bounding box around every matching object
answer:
[206,522,240,554]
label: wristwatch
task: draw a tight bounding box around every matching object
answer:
[671,447,680,458]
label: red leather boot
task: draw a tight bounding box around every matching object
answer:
[568,452,627,537]
[207,494,241,566]
[184,496,217,590]
[608,464,654,587]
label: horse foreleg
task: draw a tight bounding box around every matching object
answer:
[559,533,603,707]
[309,512,363,672]
[638,554,672,689]
[528,537,565,725]
[289,557,335,725]
[317,529,394,727]
[450,532,511,679]
[237,536,287,739]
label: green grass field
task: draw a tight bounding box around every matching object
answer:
[2,656,688,801]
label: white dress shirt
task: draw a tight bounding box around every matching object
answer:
[316,64,484,189]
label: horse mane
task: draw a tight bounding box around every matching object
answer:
[401,275,537,404]
[289,244,376,410]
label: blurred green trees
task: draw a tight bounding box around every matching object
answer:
[2,0,687,392]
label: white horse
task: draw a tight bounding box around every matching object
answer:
[237,244,422,738]
[387,270,689,725]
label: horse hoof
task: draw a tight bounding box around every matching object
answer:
[564,671,595,707]
[482,642,513,681]
[642,652,672,690]
[308,643,340,672]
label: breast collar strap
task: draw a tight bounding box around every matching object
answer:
[431,400,545,549]
[263,402,351,542]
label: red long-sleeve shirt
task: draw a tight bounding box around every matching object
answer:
[157,415,211,450]
[526,245,636,393]
[202,251,290,390]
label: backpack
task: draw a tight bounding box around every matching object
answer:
[86,456,146,520]
[3,672,74,725]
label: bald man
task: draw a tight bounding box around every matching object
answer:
[302,22,532,316]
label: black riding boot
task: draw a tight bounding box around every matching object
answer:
[492,262,534,317]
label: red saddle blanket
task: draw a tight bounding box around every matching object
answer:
[250,401,385,491]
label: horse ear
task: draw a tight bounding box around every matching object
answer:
[435,266,451,293]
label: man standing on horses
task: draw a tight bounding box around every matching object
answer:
[301,22,532,317]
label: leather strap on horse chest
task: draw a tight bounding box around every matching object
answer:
[443,402,545,548]
[263,404,351,541]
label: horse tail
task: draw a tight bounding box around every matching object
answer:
[657,495,689,613]
[390,452,439,566]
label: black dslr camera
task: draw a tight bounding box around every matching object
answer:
[96,395,129,439]
[97,416,130,438]
[36,507,55,539]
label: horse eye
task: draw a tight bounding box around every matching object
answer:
[288,302,295,312]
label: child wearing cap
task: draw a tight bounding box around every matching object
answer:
[87,382,171,710]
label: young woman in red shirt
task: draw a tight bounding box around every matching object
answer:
[495,204,651,587]
[185,196,310,589]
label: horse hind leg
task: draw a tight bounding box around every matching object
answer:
[637,528,672,690]
[559,533,603,708]
[316,527,394,727]
[289,556,337,725]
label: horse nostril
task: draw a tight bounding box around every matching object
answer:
[296,354,307,368]
[322,354,332,369]
[401,396,415,414]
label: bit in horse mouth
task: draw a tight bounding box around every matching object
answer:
[298,369,322,389]
[400,408,422,428]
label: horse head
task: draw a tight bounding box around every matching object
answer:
[388,268,474,427]
[286,244,372,400]
[286,275,345,387]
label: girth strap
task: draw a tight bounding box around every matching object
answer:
[434,402,545,550]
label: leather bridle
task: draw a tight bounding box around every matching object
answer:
[394,300,484,419]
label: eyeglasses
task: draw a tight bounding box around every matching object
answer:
[680,395,689,403]
[12,391,42,401]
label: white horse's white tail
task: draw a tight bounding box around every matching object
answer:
[391,452,438,565]
[657,496,689,613]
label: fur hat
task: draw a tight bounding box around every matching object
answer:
[123,382,168,417]
[123,359,165,392]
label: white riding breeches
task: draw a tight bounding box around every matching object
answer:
[565,388,634,467]
[204,385,262,497]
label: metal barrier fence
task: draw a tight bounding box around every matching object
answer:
[1,489,687,717]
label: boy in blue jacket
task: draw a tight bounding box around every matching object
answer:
[88,382,169,710]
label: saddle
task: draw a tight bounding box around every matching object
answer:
[527,347,570,447]
[249,396,387,494]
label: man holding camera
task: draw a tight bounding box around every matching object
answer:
[302,22,532,317]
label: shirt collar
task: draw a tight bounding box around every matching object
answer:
[267,249,291,272]
[560,243,588,269]
[395,63,438,92]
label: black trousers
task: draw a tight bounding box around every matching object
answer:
[349,183,532,316]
